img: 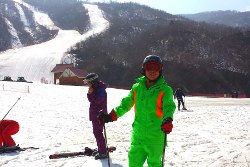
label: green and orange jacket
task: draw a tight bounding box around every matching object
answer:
[114,75,176,145]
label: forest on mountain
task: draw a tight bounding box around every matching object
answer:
[68,2,250,96]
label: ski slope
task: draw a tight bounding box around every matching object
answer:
[0,81,249,167]
[0,2,109,83]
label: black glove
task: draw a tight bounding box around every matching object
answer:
[98,109,118,124]
[98,112,113,124]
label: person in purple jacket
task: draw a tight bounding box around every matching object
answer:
[83,73,108,159]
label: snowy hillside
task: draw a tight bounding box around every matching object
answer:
[1,0,250,96]
[0,1,109,83]
[0,0,59,51]
[0,81,249,167]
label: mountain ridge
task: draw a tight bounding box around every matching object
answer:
[182,10,250,28]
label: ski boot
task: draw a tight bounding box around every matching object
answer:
[92,150,98,156]
[0,145,20,153]
[94,152,108,159]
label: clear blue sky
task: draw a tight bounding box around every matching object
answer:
[88,0,250,14]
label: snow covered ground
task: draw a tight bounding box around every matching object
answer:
[0,81,249,167]
[0,1,249,166]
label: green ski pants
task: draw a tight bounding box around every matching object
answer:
[128,143,164,167]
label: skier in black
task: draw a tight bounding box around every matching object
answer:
[174,88,187,111]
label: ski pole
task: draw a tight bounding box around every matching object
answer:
[1,97,21,122]
[183,96,187,110]
[162,133,167,167]
[103,123,110,167]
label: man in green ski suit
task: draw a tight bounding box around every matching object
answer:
[99,55,176,167]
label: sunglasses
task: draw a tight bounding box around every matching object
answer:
[143,62,163,71]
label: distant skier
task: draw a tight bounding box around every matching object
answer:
[174,88,187,111]
[0,119,20,147]
[98,55,176,167]
[83,73,108,159]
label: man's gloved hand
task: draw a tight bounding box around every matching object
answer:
[161,117,173,134]
[98,109,117,124]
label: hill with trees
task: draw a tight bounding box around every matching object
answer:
[1,0,249,96]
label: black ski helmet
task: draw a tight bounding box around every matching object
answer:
[142,55,163,75]
[142,55,163,66]
[85,73,99,84]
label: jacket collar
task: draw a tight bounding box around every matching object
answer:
[136,75,166,88]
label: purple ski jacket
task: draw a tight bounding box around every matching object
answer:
[87,81,108,121]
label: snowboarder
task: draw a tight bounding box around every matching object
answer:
[174,88,187,111]
[98,55,176,167]
[0,119,19,147]
[83,73,108,159]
